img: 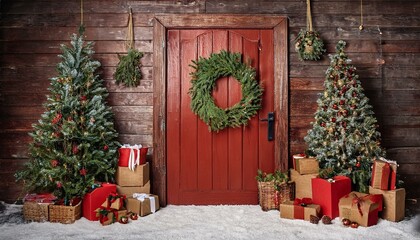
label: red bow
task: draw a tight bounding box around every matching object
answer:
[350,193,383,217]
[294,198,313,206]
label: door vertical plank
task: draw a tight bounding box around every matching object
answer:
[258,30,275,173]
[180,30,199,191]
[166,30,181,204]
[197,31,213,191]
[240,30,262,191]
[212,30,229,191]
[227,30,244,190]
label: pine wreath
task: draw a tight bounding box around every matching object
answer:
[189,50,264,132]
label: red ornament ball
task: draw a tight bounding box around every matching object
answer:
[321,122,326,127]
[332,104,338,110]
[331,118,336,123]
[339,100,345,105]
[342,218,351,226]
[79,168,87,176]
[104,145,109,151]
[356,162,361,168]
[119,216,129,224]
[130,213,138,220]
[51,159,59,167]
[350,222,359,228]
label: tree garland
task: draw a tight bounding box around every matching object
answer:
[189,50,263,132]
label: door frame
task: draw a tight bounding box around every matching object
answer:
[152,14,288,206]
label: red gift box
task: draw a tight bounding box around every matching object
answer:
[312,176,351,219]
[118,145,148,168]
[82,183,117,221]
[24,193,56,203]
[371,158,397,190]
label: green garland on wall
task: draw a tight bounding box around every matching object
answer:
[189,50,264,132]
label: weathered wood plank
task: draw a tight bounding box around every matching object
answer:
[0,27,153,41]
[1,40,153,54]
[115,120,153,135]
[0,53,153,67]
[107,92,153,106]
[2,0,205,14]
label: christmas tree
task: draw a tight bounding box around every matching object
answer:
[16,28,120,205]
[304,40,385,193]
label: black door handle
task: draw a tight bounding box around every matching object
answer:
[260,112,274,141]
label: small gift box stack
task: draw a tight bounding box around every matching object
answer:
[82,183,117,221]
[368,157,405,222]
[289,154,318,199]
[95,193,128,225]
[116,144,151,196]
[126,193,160,217]
[312,176,352,219]
[280,198,321,221]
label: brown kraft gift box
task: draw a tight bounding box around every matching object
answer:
[117,181,151,197]
[369,186,406,222]
[294,157,319,175]
[339,192,383,227]
[280,200,320,221]
[97,209,127,225]
[126,195,160,217]
[290,169,318,199]
[116,162,150,187]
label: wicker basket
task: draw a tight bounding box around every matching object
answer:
[23,201,51,222]
[257,181,277,211]
[277,181,295,204]
[49,200,82,224]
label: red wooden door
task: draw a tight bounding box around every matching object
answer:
[167,29,275,205]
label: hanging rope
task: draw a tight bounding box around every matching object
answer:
[306,0,313,32]
[126,7,134,50]
[359,0,364,31]
[81,0,84,26]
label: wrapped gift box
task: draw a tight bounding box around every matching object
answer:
[96,208,127,226]
[117,181,151,196]
[116,162,150,187]
[101,193,126,210]
[371,158,397,190]
[294,157,319,175]
[126,194,160,217]
[339,192,383,227]
[292,154,306,169]
[82,183,117,221]
[290,169,317,199]
[312,176,351,219]
[118,144,148,167]
[280,199,320,221]
[369,186,405,222]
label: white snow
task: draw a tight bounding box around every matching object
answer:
[0,204,419,240]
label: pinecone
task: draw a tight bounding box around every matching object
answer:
[310,215,320,224]
[321,215,332,224]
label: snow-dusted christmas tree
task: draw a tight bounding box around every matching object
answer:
[16,28,120,205]
[304,40,385,193]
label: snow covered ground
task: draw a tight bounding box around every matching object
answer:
[0,202,419,240]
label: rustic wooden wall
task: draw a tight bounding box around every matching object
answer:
[1,0,419,203]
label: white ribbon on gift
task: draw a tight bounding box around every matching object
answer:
[132,193,156,213]
[122,144,142,171]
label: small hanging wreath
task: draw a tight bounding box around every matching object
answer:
[114,8,143,87]
[294,30,325,61]
[189,50,263,132]
[294,0,325,61]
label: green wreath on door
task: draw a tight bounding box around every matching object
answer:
[189,50,264,132]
